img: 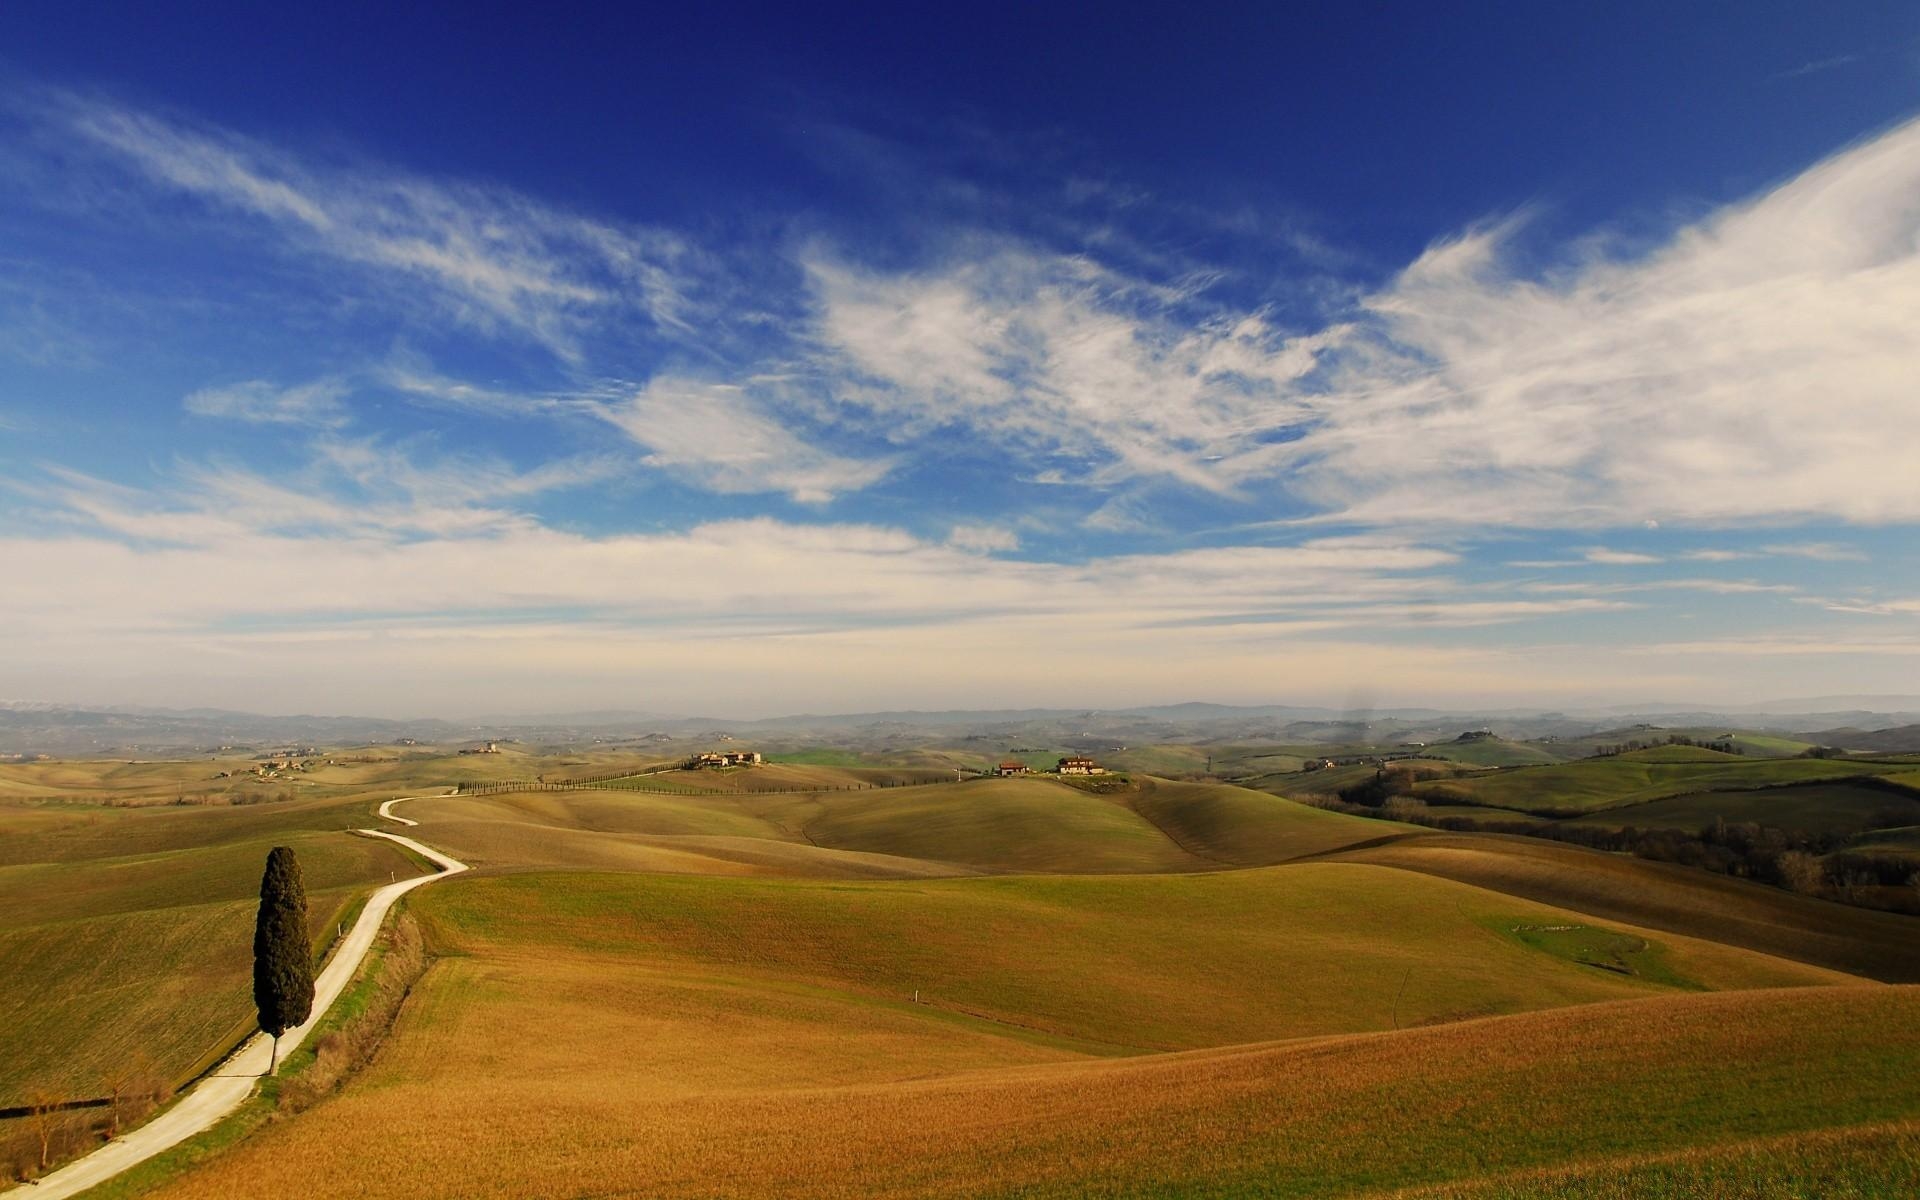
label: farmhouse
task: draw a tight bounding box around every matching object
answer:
[1056,756,1106,776]
[458,741,501,756]
[692,750,763,769]
[996,760,1031,776]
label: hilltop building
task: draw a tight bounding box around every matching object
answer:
[1056,756,1106,776]
[996,760,1031,776]
[692,750,763,769]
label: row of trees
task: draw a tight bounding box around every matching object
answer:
[1590,734,1745,757]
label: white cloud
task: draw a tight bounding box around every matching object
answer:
[183,379,348,426]
[947,523,1019,553]
[4,468,1499,647]
[1762,541,1867,562]
[1636,634,1920,657]
[598,377,894,503]
[1583,548,1663,565]
[1806,596,1920,617]
[6,459,1894,715]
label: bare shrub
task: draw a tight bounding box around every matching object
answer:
[1775,850,1825,896]
[278,912,429,1114]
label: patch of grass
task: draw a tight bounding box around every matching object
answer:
[1396,1119,1920,1199]
[1492,919,1702,990]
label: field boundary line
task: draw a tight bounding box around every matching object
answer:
[17,798,468,1199]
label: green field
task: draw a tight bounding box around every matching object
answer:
[1594,779,1920,835]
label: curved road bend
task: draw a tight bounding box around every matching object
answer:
[20,798,467,1200]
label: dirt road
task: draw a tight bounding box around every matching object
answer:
[19,800,465,1199]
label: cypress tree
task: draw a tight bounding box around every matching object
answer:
[253,845,315,1072]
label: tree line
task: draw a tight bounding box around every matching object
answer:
[1325,774,1920,914]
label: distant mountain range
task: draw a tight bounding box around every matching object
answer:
[5,697,1920,758]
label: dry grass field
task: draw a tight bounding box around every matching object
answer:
[406,774,1397,877]
[137,877,1917,1200]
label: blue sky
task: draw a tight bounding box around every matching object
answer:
[2,2,1918,717]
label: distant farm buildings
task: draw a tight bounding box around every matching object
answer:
[691,750,763,769]
[458,742,501,756]
[1055,756,1106,776]
[996,760,1031,776]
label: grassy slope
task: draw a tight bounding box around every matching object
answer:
[601,762,960,793]
[771,777,1203,874]
[1334,832,1920,982]
[1414,748,1910,814]
[412,868,1847,1053]
[404,790,972,879]
[1423,739,1566,767]
[141,868,1916,1200]
[1125,777,1409,865]
[0,797,419,1105]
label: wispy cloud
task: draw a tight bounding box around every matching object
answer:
[1281,117,1920,528]
[1772,53,1862,81]
[596,377,895,503]
[1583,548,1662,565]
[1763,541,1867,562]
[947,523,1020,553]
[806,246,1335,494]
[46,92,695,361]
[184,379,349,426]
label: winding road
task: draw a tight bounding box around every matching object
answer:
[20,796,467,1199]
